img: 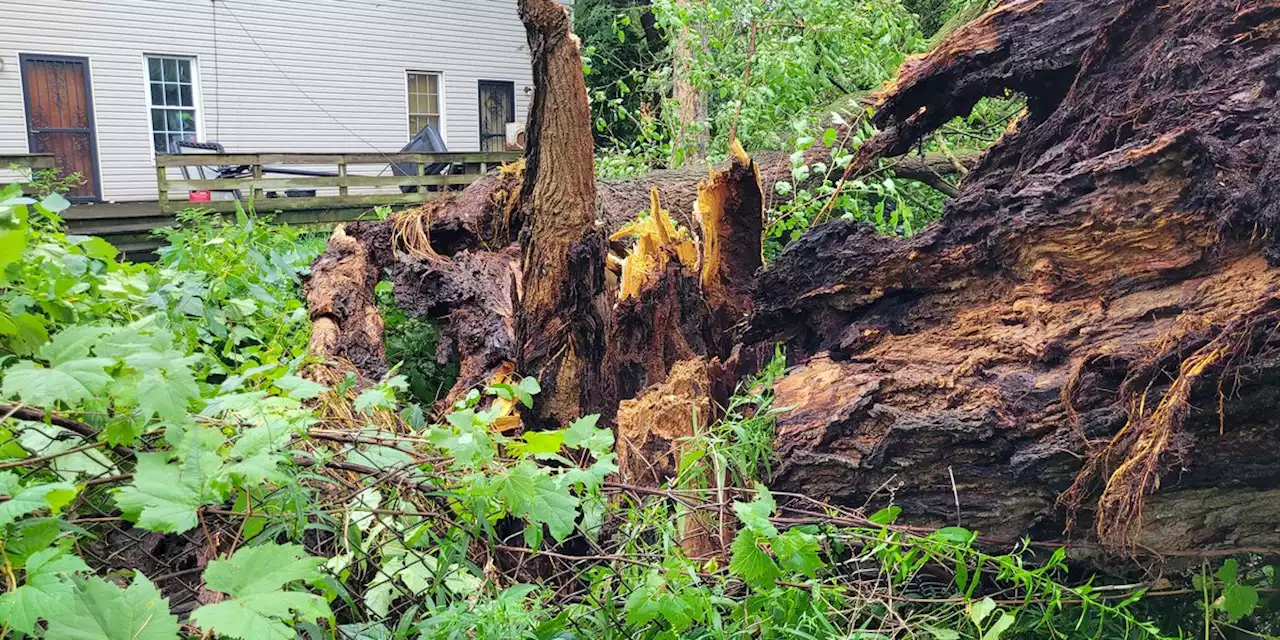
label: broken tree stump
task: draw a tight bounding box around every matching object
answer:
[516,0,615,428]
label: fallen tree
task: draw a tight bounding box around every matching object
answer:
[304,0,1280,560]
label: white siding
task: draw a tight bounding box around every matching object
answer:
[0,0,565,201]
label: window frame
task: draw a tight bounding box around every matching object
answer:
[142,53,203,158]
[405,70,444,141]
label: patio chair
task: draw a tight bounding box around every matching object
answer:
[172,140,244,202]
[392,125,452,193]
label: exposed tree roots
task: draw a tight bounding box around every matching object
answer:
[304,0,1280,562]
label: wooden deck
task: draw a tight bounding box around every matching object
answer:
[5,150,522,261]
[65,199,412,261]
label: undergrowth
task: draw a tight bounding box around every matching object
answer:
[0,186,1271,639]
[375,281,458,408]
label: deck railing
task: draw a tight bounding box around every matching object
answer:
[154,151,522,214]
[0,154,58,194]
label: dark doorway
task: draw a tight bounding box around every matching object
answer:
[20,54,101,202]
[478,80,515,152]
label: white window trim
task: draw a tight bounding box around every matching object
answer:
[405,70,446,145]
[141,53,205,164]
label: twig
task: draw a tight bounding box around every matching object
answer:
[0,440,112,471]
[948,466,961,526]
[0,403,136,458]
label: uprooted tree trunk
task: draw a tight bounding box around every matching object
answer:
[304,0,1280,561]
[750,0,1280,554]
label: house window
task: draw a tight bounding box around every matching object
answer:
[407,71,441,136]
[146,55,198,153]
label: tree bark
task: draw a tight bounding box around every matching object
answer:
[517,0,615,428]
[753,0,1280,554]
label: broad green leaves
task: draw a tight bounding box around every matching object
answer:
[190,543,332,640]
[114,449,227,534]
[0,324,203,420]
[1,358,113,407]
[624,570,709,632]
[0,184,33,273]
[729,530,782,590]
[496,461,581,543]
[0,472,78,527]
[1215,558,1260,622]
[275,373,328,400]
[969,597,1016,640]
[45,573,180,640]
[727,486,828,589]
[772,529,822,578]
[0,547,90,636]
[732,485,778,537]
[563,414,613,455]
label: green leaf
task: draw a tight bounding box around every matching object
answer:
[275,374,328,400]
[922,625,962,640]
[10,313,50,355]
[0,548,89,635]
[133,365,202,422]
[869,505,901,525]
[78,236,119,261]
[190,543,331,640]
[41,192,72,213]
[0,225,27,272]
[18,426,116,480]
[1217,558,1240,584]
[624,581,661,627]
[563,414,613,454]
[933,526,975,544]
[822,127,838,147]
[729,530,780,590]
[353,387,395,413]
[113,451,224,534]
[508,430,566,458]
[2,358,114,408]
[429,412,495,469]
[772,529,822,578]
[1220,583,1259,622]
[981,611,1016,640]
[515,376,541,408]
[969,597,997,626]
[497,461,580,542]
[45,573,180,640]
[563,414,599,447]
[0,474,78,526]
[657,593,696,631]
[2,518,62,566]
[39,326,113,366]
[732,485,778,537]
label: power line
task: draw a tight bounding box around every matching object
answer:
[214,0,395,163]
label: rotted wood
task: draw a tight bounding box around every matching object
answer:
[303,225,387,380]
[752,0,1280,555]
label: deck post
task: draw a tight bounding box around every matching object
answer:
[338,159,348,197]
[252,160,264,201]
[155,162,169,213]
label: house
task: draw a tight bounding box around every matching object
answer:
[0,0,570,203]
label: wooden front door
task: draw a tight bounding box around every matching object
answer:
[20,54,101,201]
[478,81,515,152]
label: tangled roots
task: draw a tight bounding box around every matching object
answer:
[1063,285,1280,548]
